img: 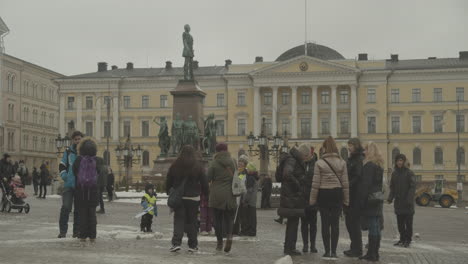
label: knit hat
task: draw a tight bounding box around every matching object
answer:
[246,162,257,172]
[395,153,407,164]
[239,154,249,164]
[215,142,228,153]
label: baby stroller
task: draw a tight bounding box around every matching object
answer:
[1,175,30,213]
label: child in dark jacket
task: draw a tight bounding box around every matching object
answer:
[141,184,157,232]
[72,137,106,242]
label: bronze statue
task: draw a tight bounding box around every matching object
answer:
[153,117,170,156]
[203,113,217,155]
[182,24,194,80]
[171,113,184,154]
[183,115,199,148]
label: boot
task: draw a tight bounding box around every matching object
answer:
[302,243,309,253]
[216,240,223,251]
[374,236,381,261]
[224,235,233,253]
[359,237,374,260]
[310,243,318,253]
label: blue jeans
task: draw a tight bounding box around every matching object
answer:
[59,187,79,235]
[368,216,381,237]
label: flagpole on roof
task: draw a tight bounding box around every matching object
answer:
[304,0,308,56]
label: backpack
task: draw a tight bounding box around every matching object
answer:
[77,156,97,189]
[275,153,290,183]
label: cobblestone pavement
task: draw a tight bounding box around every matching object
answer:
[1,187,467,264]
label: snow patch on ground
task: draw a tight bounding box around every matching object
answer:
[114,198,168,205]
[115,191,167,199]
[274,255,292,264]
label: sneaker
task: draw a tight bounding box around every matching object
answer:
[188,247,198,253]
[57,233,66,238]
[170,245,181,252]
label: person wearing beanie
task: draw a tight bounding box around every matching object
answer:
[208,142,237,253]
[388,153,416,248]
[301,144,318,253]
[0,153,14,185]
[140,184,157,232]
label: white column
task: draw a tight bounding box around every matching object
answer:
[253,87,261,135]
[351,85,358,138]
[59,94,65,136]
[272,86,278,135]
[112,95,119,141]
[330,85,337,138]
[311,86,318,138]
[76,94,82,131]
[95,96,101,141]
[291,86,298,138]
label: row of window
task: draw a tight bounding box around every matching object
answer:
[5,73,57,102]
[7,105,56,127]
[391,147,465,166]
[22,135,55,152]
[262,89,350,106]
[368,87,464,104]
[366,114,465,134]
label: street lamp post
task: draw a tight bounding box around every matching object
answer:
[457,97,463,206]
[55,134,71,156]
[115,134,142,192]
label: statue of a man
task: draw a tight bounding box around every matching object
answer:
[171,113,184,154]
[182,24,194,81]
[183,115,199,148]
[204,113,217,155]
[153,117,170,156]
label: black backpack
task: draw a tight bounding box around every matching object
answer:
[275,153,290,183]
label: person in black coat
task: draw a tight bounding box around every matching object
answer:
[279,145,311,256]
[261,175,272,209]
[387,154,416,248]
[344,138,364,257]
[300,147,318,253]
[1,154,14,206]
[39,163,50,199]
[32,167,40,195]
[358,142,384,262]
[106,167,115,202]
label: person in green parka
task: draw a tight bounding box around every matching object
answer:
[207,142,237,254]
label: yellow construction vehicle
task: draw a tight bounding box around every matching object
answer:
[415,179,458,208]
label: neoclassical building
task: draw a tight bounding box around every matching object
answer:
[56,43,468,190]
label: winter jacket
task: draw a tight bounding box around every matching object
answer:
[359,161,384,217]
[346,151,364,208]
[310,153,349,206]
[241,170,258,207]
[72,156,107,207]
[388,167,416,215]
[59,145,78,188]
[279,148,307,209]
[0,159,14,183]
[303,157,317,199]
[107,173,115,188]
[207,151,237,210]
[165,160,209,199]
[40,165,50,185]
[17,165,29,184]
[32,169,40,184]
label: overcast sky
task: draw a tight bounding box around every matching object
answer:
[2,0,467,76]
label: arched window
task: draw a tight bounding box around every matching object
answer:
[142,151,150,166]
[457,147,465,166]
[413,147,421,165]
[392,148,400,165]
[103,150,110,166]
[340,147,348,161]
[434,147,443,165]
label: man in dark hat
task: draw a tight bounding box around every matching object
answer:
[1,153,15,207]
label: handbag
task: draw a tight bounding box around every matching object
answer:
[225,163,246,196]
[367,190,384,205]
[167,177,187,209]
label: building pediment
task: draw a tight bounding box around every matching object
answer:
[250,55,359,76]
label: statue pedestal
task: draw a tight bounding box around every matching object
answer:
[170,80,206,138]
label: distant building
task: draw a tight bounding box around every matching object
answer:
[56,43,468,190]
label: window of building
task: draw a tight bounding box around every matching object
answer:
[142,151,150,166]
[67,97,75,110]
[300,119,311,138]
[142,95,149,108]
[340,116,349,134]
[103,150,110,166]
[457,175,466,183]
[281,120,290,136]
[321,91,330,104]
[67,120,75,133]
[237,92,246,106]
[456,87,464,102]
[85,121,93,137]
[415,175,422,182]
[124,121,131,137]
[457,115,465,132]
[237,119,246,136]
[281,92,290,105]
[264,119,272,136]
[301,92,310,104]
[160,95,168,108]
[85,96,93,109]
[104,121,111,138]
[391,116,400,134]
[367,88,376,103]
[49,114,54,127]
[412,116,421,134]
[264,92,272,105]
[217,93,225,107]
[123,96,130,108]
[433,88,443,102]
[321,119,330,134]
[391,89,399,103]
[215,120,225,136]
[457,147,465,166]
[141,121,149,137]
[367,116,376,134]
[392,148,400,165]
[435,147,443,165]
[340,90,349,104]
[413,147,422,165]
[434,115,443,133]
[340,147,348,161]
[412,88,421,102]
[41,112,46,125]
[104,96,111,107]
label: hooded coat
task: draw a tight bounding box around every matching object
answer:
[388,167,416,215]
[207,151,237,210]
[346,150,364,209]
[0,158,14,183]
[359,161,384,217]
[59,144,78,188]
[279,148,307,210]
